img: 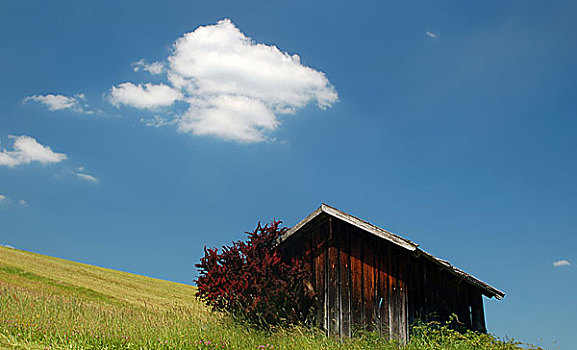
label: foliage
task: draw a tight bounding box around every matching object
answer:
[408,317,545,350]
[195,221,315,327]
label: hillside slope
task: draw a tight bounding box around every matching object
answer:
[0,245,198,309]
[0,245,219,350]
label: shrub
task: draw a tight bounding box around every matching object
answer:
[195,220,315,328]
[409,318,546,350]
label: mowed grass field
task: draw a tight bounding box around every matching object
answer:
[0,245,541,350]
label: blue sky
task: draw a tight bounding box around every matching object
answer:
[1,0,576,348]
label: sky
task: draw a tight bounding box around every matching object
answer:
[1,0,576,348]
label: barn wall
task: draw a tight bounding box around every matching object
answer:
[406,254,486,332]
[281,213,486,340]
[282,214,409,342]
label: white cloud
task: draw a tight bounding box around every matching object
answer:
[24,93,93,114]
[109,82,183,109]
[109,19,338,142]
[132,59,165,75]
[0,194,5,201]
[553,260,571,267]
[19,199,26,206]
[0,136,67,167]
[75,172,99,184]
[140,115,176,128]
[179,95,278,142]
[1,244,15,249]
[426,31,437,38]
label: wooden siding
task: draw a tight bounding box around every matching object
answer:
[281,212,487,340]
[406,254,486,332]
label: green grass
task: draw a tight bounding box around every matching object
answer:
[0,245,543,350]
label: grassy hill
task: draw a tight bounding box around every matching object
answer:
[0,245,541,350]
[0,245,198,309]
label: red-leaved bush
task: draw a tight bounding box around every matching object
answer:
[195,220,315,327]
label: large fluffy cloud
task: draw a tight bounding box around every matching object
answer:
[0,136,67,167]
[109,19,338,142]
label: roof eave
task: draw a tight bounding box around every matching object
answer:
[417,249,505,300]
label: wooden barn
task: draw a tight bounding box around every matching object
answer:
[279,204,505,342]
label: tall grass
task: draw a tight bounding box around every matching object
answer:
[0,283,545,350]
[0,246,544,350]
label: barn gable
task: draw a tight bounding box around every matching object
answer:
[279,203,504,341]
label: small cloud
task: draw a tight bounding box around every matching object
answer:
[0,135,67,167]
[23,93,94,114]
[109,82,183,110]
[75,172,99,184]
[132,59,165,75]
[0,194,5,201]
[553,260,571,267]
[1,244,15,249]
[19,199,27,206]
[426,31,437,38]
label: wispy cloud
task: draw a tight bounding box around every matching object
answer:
[0,135,67,167]
[426,31,437,38]
[72,166,99,184]
[132,59,165,75]
[0,194,29,208]
[109,19,338,143]
[75,172,99,184]
[140,115,176,128]
[553,259,571,267]
[24,93,94,114]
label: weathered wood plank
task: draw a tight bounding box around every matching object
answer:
[392,246,402,341]
[378,241,390,338]
[312,221,327,330]
[349,226,363,333]
[398,250,408,343]
[301,228,314,303]
[454,279,465,328]
[362,234,376,330]
[462,281,472,329]
[471,287,486,332]
[327,217,340,336]
[387,243,398,340]
[408,256,418,325]
[337,220,351,337]
[406,255,415,327]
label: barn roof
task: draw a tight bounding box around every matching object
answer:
[279,203,505,300]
